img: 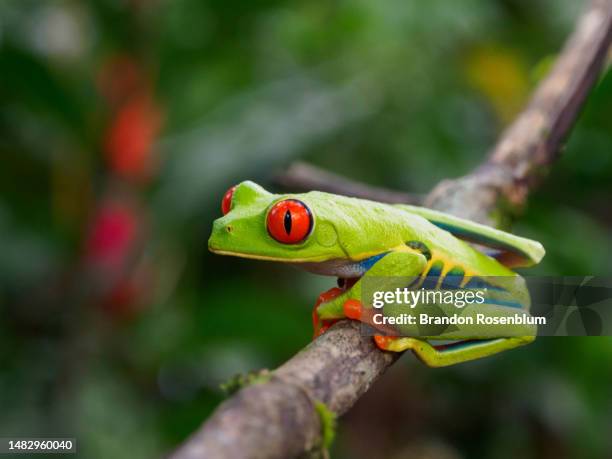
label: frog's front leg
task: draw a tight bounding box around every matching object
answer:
[314,249,427,336]
[312,286,343,338]
[312,278,362,337]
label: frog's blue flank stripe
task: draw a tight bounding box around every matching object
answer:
[440,267,465,289]
[361,254,522,308]
[483,299,524,309]
[435,338,499,351]
[464,277,506,292]
[421,261,444,289]
[360,252,388,271]
[441,275,463,290]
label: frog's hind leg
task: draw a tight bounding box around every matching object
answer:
[375,335,535,367]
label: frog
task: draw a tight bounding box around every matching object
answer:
[208,181,545,367]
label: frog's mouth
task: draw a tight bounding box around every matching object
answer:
[209,243,369,277]
[208,248,334,263]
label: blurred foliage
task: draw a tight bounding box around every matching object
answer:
[0,0,611,458]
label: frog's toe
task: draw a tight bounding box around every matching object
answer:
[343,299,363,320]
[374,335,396,350]
[316,287,344,305]
[374,336,420,352]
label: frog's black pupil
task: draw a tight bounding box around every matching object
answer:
[284,210,292,235]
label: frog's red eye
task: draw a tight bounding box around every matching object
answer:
[267,199,313,244]
[221,185,236,215]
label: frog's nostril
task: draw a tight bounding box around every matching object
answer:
[226,225,233,233]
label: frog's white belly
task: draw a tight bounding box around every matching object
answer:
[296,258,367,278]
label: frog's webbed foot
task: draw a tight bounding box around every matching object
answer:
[312,278,360,338]
[312,286,343,338]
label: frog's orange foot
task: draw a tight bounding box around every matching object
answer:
[343,299,363,320]
[374,335,398,351]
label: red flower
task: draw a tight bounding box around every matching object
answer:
[105,95,161,181]
[86,200,139,271]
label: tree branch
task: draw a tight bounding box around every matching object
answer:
[276,162,421,204]
[169,2,612,458]
[170,321,399,459]
[425,0,612,224]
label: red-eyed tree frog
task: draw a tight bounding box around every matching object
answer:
[208,181,545,367]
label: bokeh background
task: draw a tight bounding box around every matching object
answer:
[1,1,611,458]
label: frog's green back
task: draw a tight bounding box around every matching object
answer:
[396,204,545,268]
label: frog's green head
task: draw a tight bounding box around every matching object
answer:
[208,181,405,265]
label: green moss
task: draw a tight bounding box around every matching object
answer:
[220,370,271,396]
[314,401,337,450]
